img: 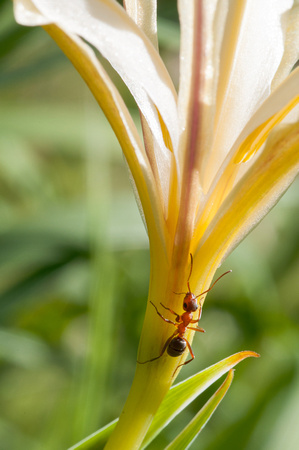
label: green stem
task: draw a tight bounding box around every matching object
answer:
[104,363,172,449]
[105,244,196,449]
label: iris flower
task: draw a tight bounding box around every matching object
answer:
[14,0,299,448]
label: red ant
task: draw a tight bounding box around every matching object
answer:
[138,254,231,374]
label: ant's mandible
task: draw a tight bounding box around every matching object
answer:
[138,254,231,374]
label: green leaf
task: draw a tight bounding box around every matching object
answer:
[141,350,259,447]
[68,351,258,449]
[68,419,117,450]
[165,369,234,450]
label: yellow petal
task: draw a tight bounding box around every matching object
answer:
[44,24,168,253]
[194,68,299,243]
[194,122,299,291]
[234,95,299,164]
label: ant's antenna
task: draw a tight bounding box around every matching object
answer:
[173,253,194,295]
[195,270,232,299]
[187,253,193,292]
[174,254,231,297]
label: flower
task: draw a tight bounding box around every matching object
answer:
[14,0,299,448]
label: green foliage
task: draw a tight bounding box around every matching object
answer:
[165,370,234,450]
[69,353,254,449]
[0,1,298,449]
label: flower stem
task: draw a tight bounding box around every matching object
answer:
[105,249,193,449]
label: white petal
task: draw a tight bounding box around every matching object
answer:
[197,123,299,272]
[202,67,299,219]
[14,0,51,25]
[228,67,299,163]
[203,0,294,190]
[16,0,179,158]
[177,0,224,176]
[124,0,158,48]
[272,1,299,89]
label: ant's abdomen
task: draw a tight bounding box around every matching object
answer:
[167,337,186,357]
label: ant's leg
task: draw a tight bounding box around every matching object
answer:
[189,308,202,324]
[150,301,176,326]
[190,305,202,322]
[187,326,205,333]
[173,337,195,375]
[198,307,202,321]
[138,330,178,364]
[160,303,180,322]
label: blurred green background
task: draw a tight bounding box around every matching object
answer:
[0,1,298,449]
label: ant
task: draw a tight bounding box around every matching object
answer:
[138,254,231,374]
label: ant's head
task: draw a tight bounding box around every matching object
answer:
[176,253,232,312]
[183,292,198,312]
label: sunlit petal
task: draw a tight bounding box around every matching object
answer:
[272,1,299,89]
[193,67,299,241]
[194,123,299,293]
[204,0,293,190]
[124,0,158,48]
[124,0,177,219]
[176,0,207,253]
[178,0,224,170]
[15,0,179,165]
[224,67,299,167]
[44,24,169,253]
[14,0,49,25]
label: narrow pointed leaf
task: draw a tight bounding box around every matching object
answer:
[165,369,234,450]
[68,351,258,449]
[68,419,117,450]
[141,350,259,447]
